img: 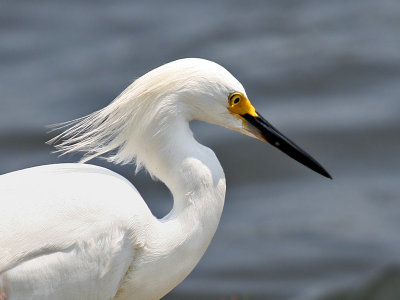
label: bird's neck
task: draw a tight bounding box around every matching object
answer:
[138,116,226,212]
[136,116,226,294]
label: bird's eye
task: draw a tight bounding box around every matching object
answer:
[229,92,243,106]
[233,97,240,105]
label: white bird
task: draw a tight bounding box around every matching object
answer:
[0,58,330,300]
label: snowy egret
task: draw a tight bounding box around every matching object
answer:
[0,58,330,300]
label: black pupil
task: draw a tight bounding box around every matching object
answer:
[234,97,240,104]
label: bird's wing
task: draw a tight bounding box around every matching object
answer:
[1,227,134,300]
[0,164,150,300]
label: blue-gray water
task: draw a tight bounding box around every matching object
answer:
[1,1,400,299]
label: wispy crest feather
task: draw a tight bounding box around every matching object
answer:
[49,61,198,171]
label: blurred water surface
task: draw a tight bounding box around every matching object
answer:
[1,1,400,299]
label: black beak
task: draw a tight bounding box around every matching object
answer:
[242,113,332,179]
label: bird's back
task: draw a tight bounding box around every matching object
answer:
[0,164,150,300]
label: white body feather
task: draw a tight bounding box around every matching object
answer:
[0,58,248,299]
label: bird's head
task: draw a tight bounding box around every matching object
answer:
[50,58,331,179]
[172,58,331,179]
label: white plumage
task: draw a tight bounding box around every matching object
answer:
[0,58,330,300]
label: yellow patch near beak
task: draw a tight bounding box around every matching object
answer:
[228,92,258,127]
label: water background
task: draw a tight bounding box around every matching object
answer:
[1,1,400,299]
